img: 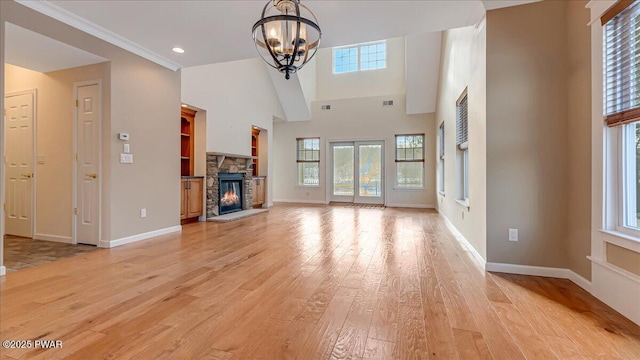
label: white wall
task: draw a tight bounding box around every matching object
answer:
[273,95,435,207]
[406,32,442,115]
[181,58,285,206]
[5,63,109,242]
[435,24,487,260]
[316,37,406,101]
[3,1,182,248]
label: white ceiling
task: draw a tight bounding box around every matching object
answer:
[5,22,107,73]
[41,0,539,69]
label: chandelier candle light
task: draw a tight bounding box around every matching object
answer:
[252,0,321,80]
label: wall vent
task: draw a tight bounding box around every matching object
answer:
[321,104,331,110]
[383,100,394,106]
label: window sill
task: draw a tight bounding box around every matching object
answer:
[455,199,469,209]
[598,229,640,253]
[296,185,320,188]
[393,187,425,191]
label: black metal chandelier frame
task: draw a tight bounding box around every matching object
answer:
[252,0,321,80]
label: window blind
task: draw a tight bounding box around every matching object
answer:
[456,94,468,146]
[604,0,640,126]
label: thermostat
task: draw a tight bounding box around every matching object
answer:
[118,133,130,141]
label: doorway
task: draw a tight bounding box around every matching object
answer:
[4,90,36,238]
[329,140,384,205]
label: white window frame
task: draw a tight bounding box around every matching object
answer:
[394,134,425,189]
[438,122,445,195]
[332,40,387,74]
[297,137,320,187]
[608,124,640,238]
[456,89,469,207]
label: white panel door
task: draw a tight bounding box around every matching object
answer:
[76,84,100,245]
[4,92,35,238]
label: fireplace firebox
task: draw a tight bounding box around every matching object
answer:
[218,173,244,215]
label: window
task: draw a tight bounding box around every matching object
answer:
[438,122,445,194]
[333,41,386,74]
[395,134,424,188]
[297,138,320,186]
[456,91,469,203]
[603,1,640,236]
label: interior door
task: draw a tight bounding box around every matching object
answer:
[330,141,384,205]
[76,83,100,245]
[4,92,35,238]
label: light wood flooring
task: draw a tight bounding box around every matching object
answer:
[0,204,639,359]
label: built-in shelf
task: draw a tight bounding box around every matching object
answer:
[181,108,197,176]
[252,128,260,177]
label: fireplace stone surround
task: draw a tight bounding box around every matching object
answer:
[206,153,254,218]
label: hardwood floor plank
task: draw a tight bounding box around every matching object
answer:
[1,205,638,360]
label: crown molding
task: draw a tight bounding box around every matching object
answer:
[14,0,182,71]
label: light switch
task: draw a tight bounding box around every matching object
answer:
[124,143,130,154]
[120,153,134,164]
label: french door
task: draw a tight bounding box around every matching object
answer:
[330,141,384,204]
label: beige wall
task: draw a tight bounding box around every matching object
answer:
[486,0,569,268]
[566,0,592,280]
[5,62,109,241]
[2,1,181,245]
[315,37,406,101]
[435,24,487,259]
[273,95,435,207]
[607,244,640,277]
[1,9,6,272]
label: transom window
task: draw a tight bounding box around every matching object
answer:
[395,134,424,188]
[297,138,320,186]
[333,41,387,74]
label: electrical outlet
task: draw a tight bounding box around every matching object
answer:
[140,208,147,218]
[509,228,518,242]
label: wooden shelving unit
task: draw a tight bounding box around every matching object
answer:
[181,108,197,176]
[251,128,260,177]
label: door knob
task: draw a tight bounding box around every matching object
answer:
[86,173,97,179]
[21,173,32,178]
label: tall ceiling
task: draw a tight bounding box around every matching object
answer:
[35,0,539,69]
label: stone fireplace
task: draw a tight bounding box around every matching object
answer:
[206,153,253,218]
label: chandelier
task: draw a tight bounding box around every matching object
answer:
[252,0,321,80]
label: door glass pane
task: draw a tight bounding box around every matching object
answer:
[333,145,354,196]
[359,145,382,197]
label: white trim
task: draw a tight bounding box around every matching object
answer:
[98,225,182,248]
[272,199,328,205]
[485,262,593,294]
[590,257,640,326]
[438,210,486,266]
[599,229,640,253]
[0,266,6,276]
[14,0,181,71]
[34,233,72,244]
[386,203,435,209]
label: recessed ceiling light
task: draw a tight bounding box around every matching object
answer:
[172,47,185,54]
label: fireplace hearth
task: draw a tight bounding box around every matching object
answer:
[218,173,244,215]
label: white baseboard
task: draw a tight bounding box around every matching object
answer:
[485,262,593,294]
[98,225,182,248]
[272,199,327,205]
[438,210,486,266]
[0,265,6,276]
[34,233,73,244]
[590,257,640,326]
[386,203,436,209]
